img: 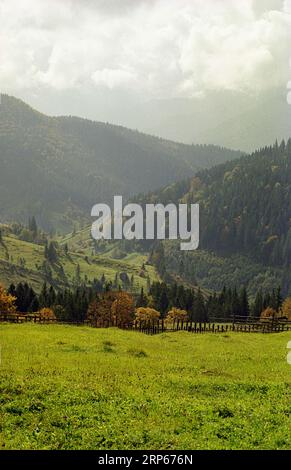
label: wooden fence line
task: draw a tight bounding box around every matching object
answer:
[0,312,290,334]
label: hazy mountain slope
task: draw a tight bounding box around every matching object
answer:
[0,95,241,231]
[143,89,291,153]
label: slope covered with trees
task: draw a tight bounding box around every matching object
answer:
[0,94,241,232]
[185,140,291,266]
[140,140,291,295]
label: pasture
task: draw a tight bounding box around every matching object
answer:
[0,324,290,450]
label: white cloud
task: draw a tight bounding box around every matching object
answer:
[91,68,137,90]
[0,0,290,98]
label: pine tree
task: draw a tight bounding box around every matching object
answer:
[75,264,81,284]
[45,242,58,263]
[29,216,38,238]
[39,282,48,308]
[137,287,147,307]
[252,289,264,318]
[192,289,207,322]
[239,287,250,318]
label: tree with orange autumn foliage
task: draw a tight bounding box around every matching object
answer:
[38,307,56,321]
[86,291,134,327]
[0,284,16,313]
[86,292,115,326]
[281,298,291,320]
[111,292,135,326]
[260,306,277,320]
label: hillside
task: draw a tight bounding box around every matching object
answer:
[0,94,241,232]
[0,230,159,293]
[137,140,291,295]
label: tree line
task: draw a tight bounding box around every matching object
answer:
[1,280,290,324]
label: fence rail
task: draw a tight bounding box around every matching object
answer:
[0,312,84,325]
[1,312,290,334]
[127,319,291,334]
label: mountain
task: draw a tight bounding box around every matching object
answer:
[141,89,291,153]
[0,94,241,232]
[137,140,291,295]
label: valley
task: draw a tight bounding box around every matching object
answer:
[0,94,241,232]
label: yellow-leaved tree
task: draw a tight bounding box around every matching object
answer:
[166,307,188,322]
[260,306,277,320]
[38,307,56,321]
[281,298,291,320]
[135,307,160,323]
[0,284,16,313]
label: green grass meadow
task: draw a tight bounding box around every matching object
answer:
[0,234,159,292]
[0,324,290,450]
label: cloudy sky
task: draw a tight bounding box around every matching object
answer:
[1,0,291,149]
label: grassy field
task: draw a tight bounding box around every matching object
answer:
[0,324,290,450]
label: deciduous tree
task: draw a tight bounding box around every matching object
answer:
[111,292,135,326]
[135,307,160,323]
[0,284,16,313]
[166,307,188,322]
[281,298,291,320]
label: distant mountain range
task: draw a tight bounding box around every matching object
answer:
[141,89,291,153]
[0,95,241,232]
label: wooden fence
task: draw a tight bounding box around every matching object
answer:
[131,319,291,335]
[0,312,83,325]
[1,312,290,334]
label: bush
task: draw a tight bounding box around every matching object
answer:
[38,308,56,321]
[260,306,277,320]
[166,307,188,322]
[135,307,160,323]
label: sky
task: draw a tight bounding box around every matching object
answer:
[1,0,291,149]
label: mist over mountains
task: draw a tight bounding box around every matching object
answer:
[142,89,291,153]
[0,94,241,231]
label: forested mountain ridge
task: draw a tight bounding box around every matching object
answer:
[136,140,291,295]
[191,140,291,267]
[143,140,291,267]
[0,94,241,232]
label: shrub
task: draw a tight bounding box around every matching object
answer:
[166,307,188,322]
[260,306,277,320]
[38,307,56,321]
[135,307,160,323]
